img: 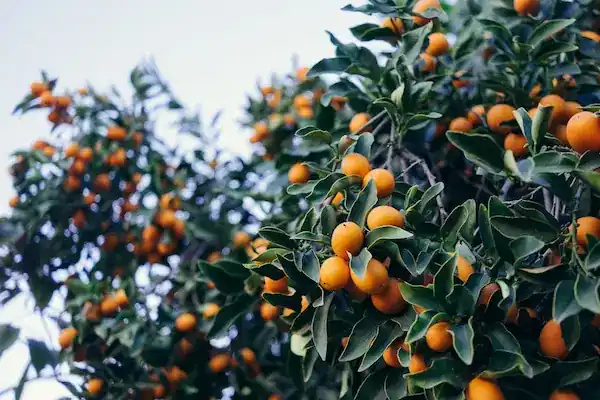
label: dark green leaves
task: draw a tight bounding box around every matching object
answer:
[208,294,258,338]
[450,318,475,365]
[408,358,467,389]
[366,226,413,248]
[339,317,379,362]
[295,126,332,144]
[402,22,433,64]
[0,325,20,358]
[491,216,558,243]
[528,19,575,49]
[349,179,378,227]
[312,293,334,360]
[349,248,372,280]
[258,226,297,249]
[446,132,505,173]
[553,280,582,323]
[307,57,352,77]
[574,275,600,314]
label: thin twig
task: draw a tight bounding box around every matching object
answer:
[354,110,386,134]
[370,117,389,137]
[385,122,396,169]
[401,148,447,220]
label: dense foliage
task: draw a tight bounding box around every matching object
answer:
[3,0,600,399]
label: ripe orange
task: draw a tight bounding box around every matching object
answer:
[425,32,449,56]
[345,279,368,302]
[252,121,269,143]
[371,278,406,314]
[240,347,257,365]
[564,101,582,120]
[9,196,19,208]
[341,153,371,179]
[581,30,600,42]
[478,283,500,306]
[487,104,516,134]
[349,113,372,134]
[288,163,311,184]
[156,209,176,229]
[131,131,144,147]
[363,168,395,197]
[332,192,344,206]
[142,225,161,245]
[231,231,251,249]
[319,256,351,291]
[504,133,528,158]
[449,117,473,133]
[514,0,539,15]
[419,53,436,73]
[293,94,312,109]
[264,276,289,293]
[94,173,111,192]
[40,91,55,107]
[58,327,78,349]
[572,216,600,246]
[539,320,569,359]
[456,255,474,283]
[382,340,403,367]
[330,96,347,112]
[425,322,452,352]
[413,0,441,25]
[78,147,93,162]
[268,395,282,400]
[408,354,428,373]
[381,17,403,35]
[366,206,404,230]
[331,222,364,260]
[203,303,220,319]
[165,365,187,384]
[30,81,47,97]
[466,377,504,400]
[549,390,580,400]
[175,313,197,332]
[113,289,128,307]
[540,94,567,124]
[296,67,309,82]
[207,251,221,263]
[260,302,280,321]
[100,295,119,315]
[297,106,314,119]
[350,258,389,294]
[107,126,127,141]
[553,124,569,145]
[566,111,600,153]
[87,378,104,395]
[55,96,71,108]
[64,143,80,158]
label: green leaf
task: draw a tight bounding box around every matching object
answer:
[553,280,582,323]
[0,325,20,357]
[208,294,258,338]
[478,204,496,254]
[510,236,545,265]
[418,182,444,214]
[441,205,468,249]
[242,262,286,280]
[300,250,321,283]
[528,19,575,49]
[533,151,578,174]
[252,248,291,264]
[399,282,443,314]
[359,321,403,372]
[349,248,372,280]
[531,106,553,153]
[291,231,331,244]
[366,226,413,248]
[402,22,433,64]
[302,345,319,383]
[199,261,245,294]
[339,317,380,362]
[320,205,337,236]
[259,226,297,249]
[405,311,449,344]
[287,181,318,195]
[486,322,521,353]
[584,241,600,272]
[485,350,534,379]
[434,254,455,302]
[308,57,352,77]
[385,369,407,399]
[353,133,375,157]
[354,370,386,400]
[28,339,57,374]
[14,363,30,400]
[555,358,599,387]
[312,293,334,360]
[490,216,558,243]
[450,317,475,365]
[408,358,467,389]
[263,292,302,310]
[577,170,600,193]
[574,274,600,314]
[296,126,333,144]
[446,132,505,173]
[513,108,533,148]
[350,23,398,42]
[348,179,378,228]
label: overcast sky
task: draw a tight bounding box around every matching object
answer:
[0,1,365,398]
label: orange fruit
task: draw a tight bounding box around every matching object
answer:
[159,193,181,210]
[425,32,449,56]
[232,231,251,248]
[419,53,436,72]
[100,296,119,315]
[350,258,389,294]
[540,94,567,124]
[55,96,72,108]
[165,365,187,384]
[478,283,500,306]
[252,121,269,143]
[114,289,128,307]
[319,256,351,291]
[487,104,516,134]
[40,91,55,107]
[345,279,368,302]
[366,206,404,230]
[64,143,80,158]
[456,255,474,283]
[87,378,104,395]
[426,322,452,352]
[297,67,309,82]
[175,313,197,332]
[514,0,539,15]
[371,278,406,314]
[142,225,161,245]
[331,222,364,260]
[566,111,600,153]
[572,216,600,246]
[260,302,280,321]
[293,94,312,109]
[207,251,222,263]
[288,163,310,184]
[297,106,314,119]
[203,303,220,319]
[582,30,600,42]
[564,101,582,120]
[107,126,127,141]
[70,159,86,175]
[94,173,111,192]
[261,86,275,96]
[240,347,257,364]
[382,340,403,367]
[331,96,347,111]
[283,113,295,126]
[132,131,144,147]
[549,390,580,400]
[268,395,282,400]
[504,133,528,158]
[156,209,176,229]
[72,209,86,229]
[30,81,47,97]
[381,17,403,35]
[540,320,569,359]
[58,327,78,349]
[349,113,372,134]
[264,276,289,293]
[332,192,344,206]
[63,175,82,192]
[466,377,504,400]
[408,354,427,373]
[553,124,569,145]
[363,168,395,197]
[78,147,93,162]
[9,196,19,208]
[449,117,473,133]
[413,0,441,25]
[341,153,371,179]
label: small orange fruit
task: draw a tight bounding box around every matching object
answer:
[363,168,395,197]
[449,117,473,133]
[408,354,427,374]
[331,222,364,260]
[240,347,257,365]
[566,111,600,153]
[478,283,500,306]
[264,276,289,293]
[78,147,93,162]
[341,153,371,179]
[165,365,187,384]
[113,289,128,307]
[564,101,582,120]
[381,17,403,35]
[64,143,80,158]
[539,320,569,359]
[487,104,516,135]
[233,231,251,248]
[349,113,372,134]
[466,377,504,400]
[288,163,310,184]
[296,67,309,82]
[382,340,403,368]
[413,0,442,25]
[332,192,344,206]
[553,124,569,145]
[549,390,580,400]
[260,302,280,321]
[350,258,389,294]
[572,216,600,246]
[9,196,19,208]
[58,327,78,349]
[467,105,485,126]
[581,30,600,42]
[55,96,72,108]
[419,53,436,72]
[156,209,176,229]
[94,173,111,192]
[331,96,347,111]
[540,94,567,124]
[107,126,127,141]
[40,91,55,107]
[319,256,351,291]
[367,206,404,230]
[203,303,220,319]
[100,296,119,315]
[425,32,449,56]
[425,322,452,352]
[87,378,104,396]
[175,313,197,332]
[456,255,474,283]
[371,278,406,314]
[514,0,539,15]
[30,81,47,97]
[504,133,528,158]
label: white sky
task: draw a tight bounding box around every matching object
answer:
[0,1,365,398]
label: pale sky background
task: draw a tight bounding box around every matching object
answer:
[0,1,366,399]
